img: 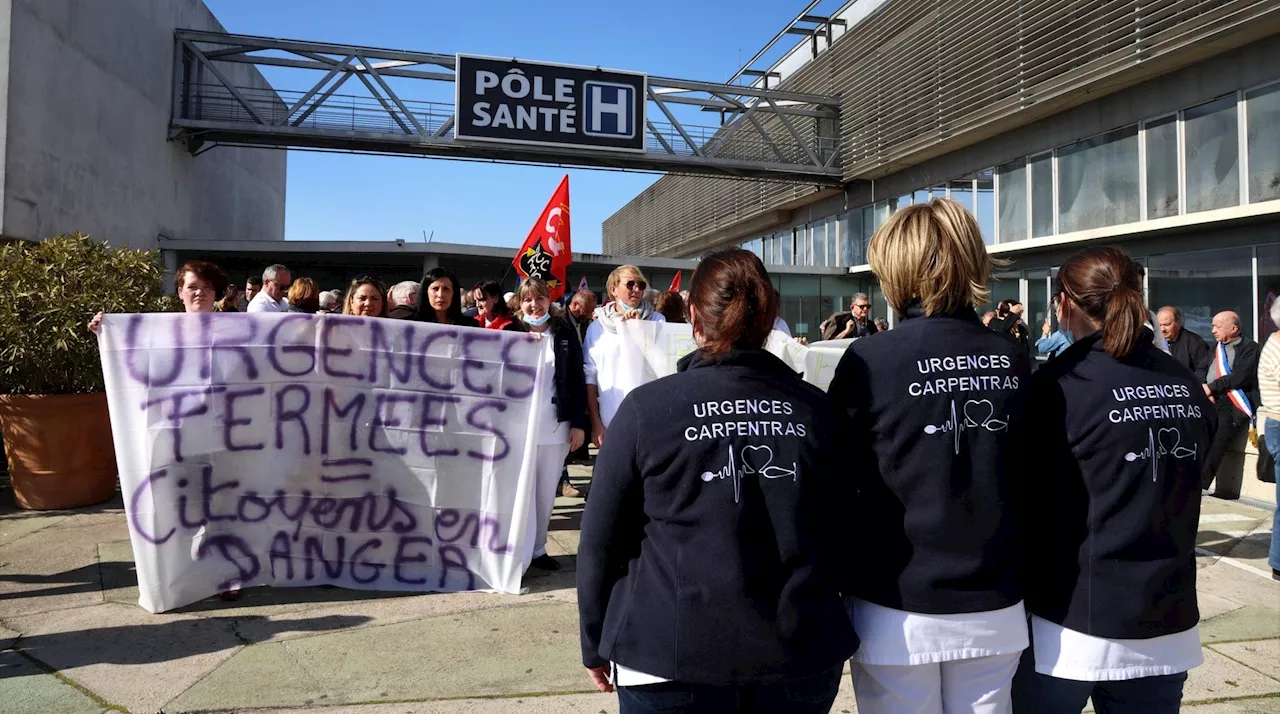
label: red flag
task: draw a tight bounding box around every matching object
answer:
[513,175,572,300]
[668,270,682,293]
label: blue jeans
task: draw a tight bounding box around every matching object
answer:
[1265,419,1280,573]
[617,666,842,714]
[1012,648,1186,714]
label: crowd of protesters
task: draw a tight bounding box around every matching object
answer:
[82,197,1280,714]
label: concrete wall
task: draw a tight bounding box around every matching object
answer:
[0,0,286,249]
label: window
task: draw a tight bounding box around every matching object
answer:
[1145,116,1180,219]
[1147,247,1252,343]
[1247,83,1280,203]
[795,225,809,266]
[1030,153,1054,238]
[1184,95,1240,213]
[809,221,825,267]
[897,194,912,210]
[1258,244,1280,343]
[872,200,890,233]
[838,210,861,267]
[949,178,975,216]
[997,160,1027,243]
[1057,125,1139,233]
[914,189,930,205]
[976,169,995,245]
[824,216,838,268]
[778,230,793,265]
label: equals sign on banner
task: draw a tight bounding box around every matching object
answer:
[320,458,373,483]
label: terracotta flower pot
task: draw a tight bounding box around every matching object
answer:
[0,393,117,510]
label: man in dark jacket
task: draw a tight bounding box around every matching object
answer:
[385,281,419,320]
[820,293,878,340]
[1204,311,1260,497]
[1158,306,1211,381]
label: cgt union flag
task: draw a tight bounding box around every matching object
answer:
[513,175,572,300]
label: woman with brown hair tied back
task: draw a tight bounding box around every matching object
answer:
[827,198,1031,714]
[1012,246,1214,714]
[577,248,856,713]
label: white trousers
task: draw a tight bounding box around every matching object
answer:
[851,652,1021,714]
[532,437,571,558]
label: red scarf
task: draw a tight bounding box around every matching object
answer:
[478,313,514,331]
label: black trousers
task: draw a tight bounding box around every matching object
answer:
[1204,409,1245,491]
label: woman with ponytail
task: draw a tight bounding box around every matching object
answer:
[827,199,1032,713]
[577,248,856,713]
[1012,246,1215,713]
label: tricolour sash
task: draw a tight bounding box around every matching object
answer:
[1215,342,1256,428]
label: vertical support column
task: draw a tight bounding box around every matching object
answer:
[162,247,179,295]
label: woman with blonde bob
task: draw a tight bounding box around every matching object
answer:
[828,199,1032,714]
[583,264,665,447]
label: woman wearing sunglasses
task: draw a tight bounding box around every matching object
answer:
[583,265,666,448]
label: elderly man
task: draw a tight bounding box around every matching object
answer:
[566,289,598,345]
[1203,311,1260,497]
[386,280,421,319]
[246,264,291,312]
[317,290,340,314]
[1158,306,1211,381]
[821,293,878,341]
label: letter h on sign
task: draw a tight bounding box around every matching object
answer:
[583,82,635,139]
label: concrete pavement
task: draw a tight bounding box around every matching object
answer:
[0,463,1276,714]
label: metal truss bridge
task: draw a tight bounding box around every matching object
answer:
[169,31,843,185]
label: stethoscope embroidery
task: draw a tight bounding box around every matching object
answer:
[700,444,798,503]
[1124,426,1198,482]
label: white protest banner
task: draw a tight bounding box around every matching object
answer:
[609,321,851,391]
[99,313,549,613]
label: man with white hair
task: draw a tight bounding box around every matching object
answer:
[246,264,291,312]
[317,290,340,314]
[386,280,421,319]
[1203,310,1260,498]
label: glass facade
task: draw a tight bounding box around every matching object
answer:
[1145,115,1180,219]
[1148,248,1252,343]
[998,160,1028,243]
[1248,83,1280,204]
[1058,125,1139,232]
[1030,153,1055,238]
[1184,95,1240,214]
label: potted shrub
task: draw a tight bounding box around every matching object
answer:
[0,234,173,509]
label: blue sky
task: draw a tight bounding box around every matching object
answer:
[202,0,815,253]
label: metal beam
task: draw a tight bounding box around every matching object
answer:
[359,54,427,135]
[724,0,821,86]
[177,29,457,69]
[647,86,702,158]
[280,54,353,125]
[214,53,455,82]
[650,76,839,107]
[184,40,266,125]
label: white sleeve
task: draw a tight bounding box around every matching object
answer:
[583,321,602,386]
[246,296,265,313]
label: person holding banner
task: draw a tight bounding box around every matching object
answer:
[584,265,666,447]
[414,267,471,326]
[342,276,388,318]
[516,278,587,571]
[88,260,228,334]
[578,248,856,713]
[1202,311,1259,499]
[827,199,1031,714]
[1012,246,1214,713]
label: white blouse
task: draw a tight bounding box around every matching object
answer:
[849,597,1029,666]
[1029,615,1203,682]
[582,312,665,428]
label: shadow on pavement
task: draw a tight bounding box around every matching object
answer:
[0,614,371,678]
[0,488,126,519]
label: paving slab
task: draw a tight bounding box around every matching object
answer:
[1197,560,1280,616]
[4,602,246,714]
[1184,696,1280,713]
[0,650,106,714]
[1201,591,1249,622]
[1185,649,1280,704]
[0,522,126,617]
[1211,639,1280,680]
[169,601,587,712]
[0,514,68,548]
[1201,606,1280,645]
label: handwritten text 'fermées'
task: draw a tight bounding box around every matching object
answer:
[116,314,541,464]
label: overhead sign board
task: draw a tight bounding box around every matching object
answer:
[455,54,646,153]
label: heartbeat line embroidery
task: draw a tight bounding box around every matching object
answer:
[1124,427,1198,482]
[700,444,798,503]
[922,399,1009,454]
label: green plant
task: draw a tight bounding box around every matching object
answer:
[0,233,174,395]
